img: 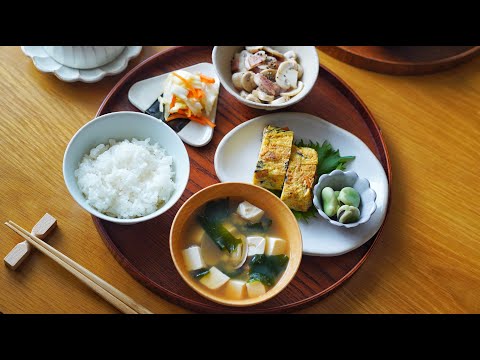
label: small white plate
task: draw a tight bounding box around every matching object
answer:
[214,112,389,256]
[128,62,220,147]
[21,46,142,83]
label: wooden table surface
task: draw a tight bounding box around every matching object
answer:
[1,46,479,314]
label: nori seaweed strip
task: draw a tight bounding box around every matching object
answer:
[145,99,189,133]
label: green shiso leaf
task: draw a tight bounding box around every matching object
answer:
[295,140,356,177]
[289,140,356,222]
[291,205,318,223]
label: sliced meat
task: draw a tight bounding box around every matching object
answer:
[245,51,267,70]
[254,73,281,96]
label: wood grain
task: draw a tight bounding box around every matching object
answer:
[318,46,480,75]
[93,46,390,313]
[0,46,479,313]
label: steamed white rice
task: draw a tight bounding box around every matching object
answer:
[75,138,175,219]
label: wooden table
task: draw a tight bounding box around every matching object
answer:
[1,46,479,314]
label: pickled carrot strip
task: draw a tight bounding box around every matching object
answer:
[200,74,216,84]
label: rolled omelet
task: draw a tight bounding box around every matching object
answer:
[253,125,294,191]
[280,146,318,212]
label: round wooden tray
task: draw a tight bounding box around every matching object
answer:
[94,46,392,313]
[317,46,480,75]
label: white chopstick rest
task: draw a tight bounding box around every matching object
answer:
[4,213,57,270]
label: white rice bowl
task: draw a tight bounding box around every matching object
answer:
[75,138,175,219]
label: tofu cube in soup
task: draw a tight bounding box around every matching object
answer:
[246,280,266,298]
[182,246,206,271]
[265,237,287,256]
[226,279,247,300]
[237,201,264,223]
[189,223,208,245]
[200,267,230,290]
[247,236,266,256]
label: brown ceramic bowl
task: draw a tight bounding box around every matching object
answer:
[170,182,303,307]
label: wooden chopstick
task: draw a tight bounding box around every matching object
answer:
[5,221,153,315]
[5,222,137,314]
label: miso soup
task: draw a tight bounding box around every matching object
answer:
[180,197,290,300]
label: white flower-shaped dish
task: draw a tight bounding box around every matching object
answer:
[313,170,377,228]
[21,46,142,83]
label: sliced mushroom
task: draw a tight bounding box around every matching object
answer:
[259,56,278,70]
[246,46,264,53]
[280,81,304,97]
[270,96,290,105]
[284,50,297,61]
[252,89,274,102]
[255,65,267,72]
[245,51,267,70]
[240,90,250,98]
[296,62,303,78]
[241,71,257,92]
[275,60,298,90]
[260,69,277,82]
[246,93,261,103]
[254,73,281,96]
[238,50,249,72]
[285,59,303,78]
[264,46,285,60]
[232,72,245,90]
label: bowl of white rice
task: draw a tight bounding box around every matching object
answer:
[63,111,190,224]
